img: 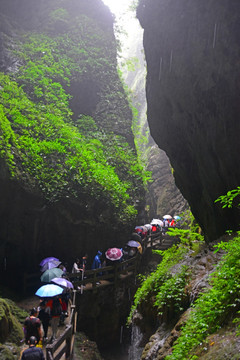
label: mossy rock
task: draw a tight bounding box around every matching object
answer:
[0,298,25,344]
[0,343,20,360]
[0,299,12,343]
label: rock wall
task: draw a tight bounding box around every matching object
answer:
[0,0,144,283]
[137,0,240,240]
[146,144,188,219]
[121,14,188,220]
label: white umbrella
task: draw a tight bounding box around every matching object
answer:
[163,215,172,220]
[151,219,162,225]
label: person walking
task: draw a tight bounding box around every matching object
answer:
[91,251,102,285]
[91,251,102,270]
[21,336,45,360]
[71,258,82,274]
[23,308,43,345]
[37,300,50,342]
[46,296,63,342]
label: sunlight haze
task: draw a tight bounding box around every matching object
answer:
[102,0,132,16]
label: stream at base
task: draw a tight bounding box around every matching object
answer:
[101,324,144,360]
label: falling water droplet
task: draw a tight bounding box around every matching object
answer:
[169,50,173,73]
[213,23,217,48]
[158,57,163,81]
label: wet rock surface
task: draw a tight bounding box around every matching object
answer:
[137,0,240,240]
[137,238,232,360]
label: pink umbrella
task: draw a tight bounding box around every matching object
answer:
[105,248,123,261]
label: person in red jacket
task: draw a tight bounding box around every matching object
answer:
[46,296,63,342]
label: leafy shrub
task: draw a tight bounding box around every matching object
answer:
[215,187,240,209]
[0,7,150,223]
[166,234,240,360]
[127,244,189,324]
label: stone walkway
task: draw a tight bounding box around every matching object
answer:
[17,297,71,359]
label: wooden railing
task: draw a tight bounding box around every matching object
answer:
[22,232,162,294]
[46,290,77,360]
[67,254,140,290]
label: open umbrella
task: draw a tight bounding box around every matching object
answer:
[41,268,63,283]
[35,284,63,297]
[127,240,140,248]
[144,224,152,231]
[174,215,181,220]
[151,219,163,227]
[39,256,59,267]
[51,277,74,289]
[105,248,123,261]
[163,215,172,220]
[40,260,61,273]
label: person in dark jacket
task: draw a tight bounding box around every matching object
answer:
[37,300,50,341]
[24,308,43,345]
[21,336,45,360]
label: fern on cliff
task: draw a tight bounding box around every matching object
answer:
[166,234,240,360]
[0,71,140,221]
[0,3,150,223]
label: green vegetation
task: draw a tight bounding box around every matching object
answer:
[167,210,204,249]
[215,187,240,209]
[127,244,190,324]
[166,235,240,360]
[0,298,25,344]
[165,195,240,359]
[128,201,240,359]
[0,4,150,224]
[117,64,151,176]
[127,211,204,325]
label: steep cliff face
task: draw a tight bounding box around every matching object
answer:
[146,144,188,219]
[120,14,188,220]
[137,0,240,240]
[0,0,146,282]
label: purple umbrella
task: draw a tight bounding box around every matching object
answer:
[127,240,141,248]
[41,260,62,273]
[51,277,74,289]
[39,257,59,267]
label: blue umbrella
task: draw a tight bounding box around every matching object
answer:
[35,284,63,297]
[127,240,141,248]
[39,257,59,267]
[174,215,181,220]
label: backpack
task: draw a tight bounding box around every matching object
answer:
[51,298,62,317]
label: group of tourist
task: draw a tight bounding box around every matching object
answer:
[20,214,181,358]
[135,214,180,239]
[71,214,181,277]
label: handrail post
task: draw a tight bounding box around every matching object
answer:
[159,231,163,245]
[66,330,71,360]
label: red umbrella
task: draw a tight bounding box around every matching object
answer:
[105,248,123,261]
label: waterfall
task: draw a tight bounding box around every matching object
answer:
[128,324,144,360]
